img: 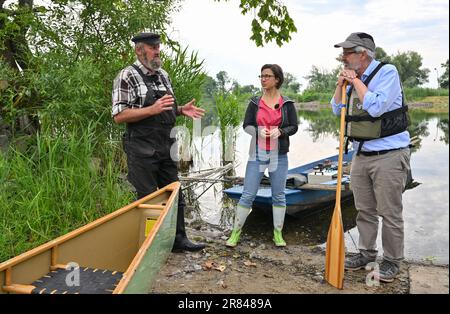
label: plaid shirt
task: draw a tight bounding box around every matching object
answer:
[111,60,174,117]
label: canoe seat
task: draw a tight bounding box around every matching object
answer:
[30,267,123,294]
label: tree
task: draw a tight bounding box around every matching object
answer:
[215,0,297,47]
[202,75,218,99]
[439,59,449,89]
[304,66,340,92]
[0,0,39,136]
[1,0,297,141]
[216,70,232,93]
[390,51,429,87]
[282,72,301,93]
[375,47,391,63]
[239,84,260,95]
[1,0,181,138]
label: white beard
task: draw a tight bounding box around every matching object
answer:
[346,60,361,72]
[143,55,161,71]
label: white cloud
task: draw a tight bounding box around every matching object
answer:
[171,0,448,89]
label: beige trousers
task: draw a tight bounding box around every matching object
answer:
[350,148,411,265]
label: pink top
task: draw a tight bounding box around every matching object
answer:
[256,97,283,151]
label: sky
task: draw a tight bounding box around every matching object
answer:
[170,0,449,89]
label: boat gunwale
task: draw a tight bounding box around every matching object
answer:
[113,182,179,293]
[0,182,181,276]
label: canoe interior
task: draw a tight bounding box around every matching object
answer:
[0,183,179,294]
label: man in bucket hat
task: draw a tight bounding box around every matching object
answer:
[330,32,411,283]
[112,32,206,252]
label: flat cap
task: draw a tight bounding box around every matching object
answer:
[334,32,376,51]
[131,32,161,45]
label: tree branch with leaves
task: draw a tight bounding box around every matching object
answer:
[215,0,297,47]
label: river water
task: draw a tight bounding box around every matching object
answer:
[185,111,449,265]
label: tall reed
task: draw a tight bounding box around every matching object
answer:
[0,125,133,262]
[215,92,243,164]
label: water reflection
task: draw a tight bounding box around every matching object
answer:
[185,112,449,264]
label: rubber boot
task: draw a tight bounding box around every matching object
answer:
[272,205,286,247]
[172,191,205,252]
[226,229,242,247]
[273,228,286,247]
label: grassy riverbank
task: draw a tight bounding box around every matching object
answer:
[296,96,449,114]
[416,96,449,113]
[0,127,134,262]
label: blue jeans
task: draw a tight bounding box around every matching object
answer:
[238,152,288,208]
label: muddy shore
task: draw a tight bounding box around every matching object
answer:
[150,226,449,294]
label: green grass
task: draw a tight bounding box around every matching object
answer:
[293,87,448,106]
[0,127,134,263]
[404,87,449,100]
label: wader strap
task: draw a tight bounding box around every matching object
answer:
[129,64,177,127]
[127,64,158,133]
[134,66,179,115]
[344,84,352,155]
[130,64,157,101]
[158,73,180,116]
[356,140,365,156]
[159,73,175,98]
[363,62,386,85]
[344,137,350,154]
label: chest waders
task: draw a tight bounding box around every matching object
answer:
[123,65,178,158]
[344,62,410,155]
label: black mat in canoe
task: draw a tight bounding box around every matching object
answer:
[31,267,123,294]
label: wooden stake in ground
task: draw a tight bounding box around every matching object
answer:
[325,83,348,289]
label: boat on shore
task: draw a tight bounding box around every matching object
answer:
[223,152,354,216]
[0,182,180,294]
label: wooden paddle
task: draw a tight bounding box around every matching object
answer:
[325,82,348,289]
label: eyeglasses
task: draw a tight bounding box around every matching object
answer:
[341,50,361,57]
[259,74,275,80]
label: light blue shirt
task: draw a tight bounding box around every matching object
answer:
[331,59,410,152]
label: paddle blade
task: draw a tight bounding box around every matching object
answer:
[325,204,345,289]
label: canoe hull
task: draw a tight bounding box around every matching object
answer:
[0,182,180,294]
[122,193,177,293]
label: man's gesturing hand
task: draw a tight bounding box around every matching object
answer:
[150,94,175,115]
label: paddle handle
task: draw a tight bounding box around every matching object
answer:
[335,83,347,204]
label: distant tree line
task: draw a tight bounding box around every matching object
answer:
[202,48,448,114]
[304,47,444,93]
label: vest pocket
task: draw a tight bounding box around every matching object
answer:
[347,120,381,140]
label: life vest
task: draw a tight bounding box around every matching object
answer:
[344,62,410,154]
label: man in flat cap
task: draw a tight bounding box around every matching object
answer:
[112,32,206,252]
[330,32,411,283]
